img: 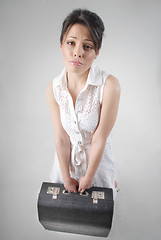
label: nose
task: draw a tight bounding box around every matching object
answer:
[74,53,82,58]
[73,45,83,58]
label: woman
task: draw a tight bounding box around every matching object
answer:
[46,9,120,197]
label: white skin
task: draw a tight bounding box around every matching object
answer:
[46,24,120,193]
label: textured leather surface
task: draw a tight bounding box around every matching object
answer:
[37,182,114,237]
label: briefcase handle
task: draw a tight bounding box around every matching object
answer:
[62,189,105,203]
[62,189,89,196]
[47,186,105,203]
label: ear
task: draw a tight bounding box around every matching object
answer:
[95,51,99,59]
[60,43,63,53]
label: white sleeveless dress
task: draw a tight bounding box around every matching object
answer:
[49,63,116,195]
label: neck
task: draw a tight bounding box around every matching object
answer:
[66,69,90,89]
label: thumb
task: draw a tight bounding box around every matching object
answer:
[78,185,81,192]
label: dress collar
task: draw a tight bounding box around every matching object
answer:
[86,63,103,86]
[54,63,103,89]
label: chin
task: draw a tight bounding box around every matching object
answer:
[66,64,89,75]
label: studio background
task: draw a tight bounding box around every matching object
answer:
[0,0,161,240]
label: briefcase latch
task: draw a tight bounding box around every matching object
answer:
[47,187,60,199]
[92,191,105,204]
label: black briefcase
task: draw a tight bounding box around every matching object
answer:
[37,182,114,237]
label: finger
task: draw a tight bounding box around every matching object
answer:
[78,188,83,192]
[74,186,77,193]
[78,185,81,192]
[70,188,75,193]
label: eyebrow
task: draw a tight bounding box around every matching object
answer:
[68,36,93,43]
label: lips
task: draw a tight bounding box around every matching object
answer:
[70,61,83,66]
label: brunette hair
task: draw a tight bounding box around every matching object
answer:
[60,9,105,51]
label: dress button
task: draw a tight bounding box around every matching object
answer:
[74,121,77,124]
[78,141,82,145]
[76,132,80,134]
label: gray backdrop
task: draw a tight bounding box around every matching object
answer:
[1,0,161,239]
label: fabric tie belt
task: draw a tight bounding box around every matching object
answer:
[70,142,90,180]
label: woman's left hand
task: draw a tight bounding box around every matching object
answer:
[78,175,93,193]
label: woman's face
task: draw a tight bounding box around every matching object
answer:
[60,24,99,75]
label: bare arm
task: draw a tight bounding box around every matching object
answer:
[78,75,121,192]
[46,81,78,192]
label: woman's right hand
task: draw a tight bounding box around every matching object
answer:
[64,178,79,193]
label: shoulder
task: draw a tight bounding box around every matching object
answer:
[46,80,58,105]
[46,80,53,97]
[46,70,63,104]
[101,74,121,106]
[104,74,121,94]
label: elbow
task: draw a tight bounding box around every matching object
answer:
[92,133,106,149]
[54,135,70,148]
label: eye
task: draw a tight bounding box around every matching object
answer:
[83,44,93,51]
[67,41,75,46]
